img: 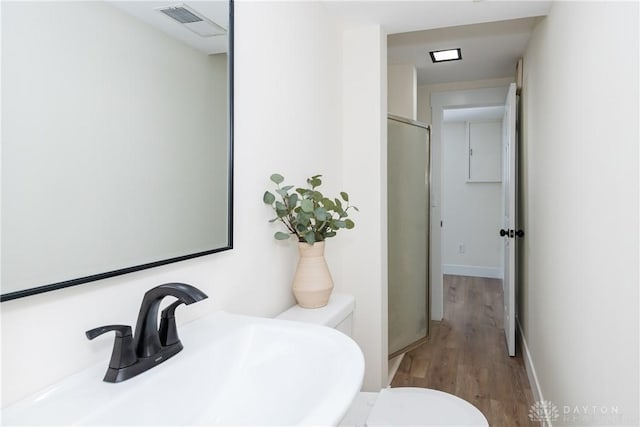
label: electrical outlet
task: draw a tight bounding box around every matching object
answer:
[458,243,465,254]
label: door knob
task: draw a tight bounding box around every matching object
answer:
[500,229,521,238]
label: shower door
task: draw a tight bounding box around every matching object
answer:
[387,115,430,357]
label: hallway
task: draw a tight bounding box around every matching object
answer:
[391,275,535,426]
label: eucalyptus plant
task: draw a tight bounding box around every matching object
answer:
[263,174,358,244]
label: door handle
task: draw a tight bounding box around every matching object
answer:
[500,229,523,238]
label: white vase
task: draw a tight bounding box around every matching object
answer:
[292,241,334,308]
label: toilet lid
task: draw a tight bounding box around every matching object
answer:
[366,387,488,427]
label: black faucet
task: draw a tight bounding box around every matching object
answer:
[86,283,208,383]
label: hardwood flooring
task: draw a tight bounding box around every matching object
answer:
[390,275,535,426]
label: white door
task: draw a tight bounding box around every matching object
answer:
[501,83,517,356]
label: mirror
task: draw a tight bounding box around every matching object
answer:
[1,1,233,301]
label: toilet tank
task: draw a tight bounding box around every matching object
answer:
[276,293,355,337]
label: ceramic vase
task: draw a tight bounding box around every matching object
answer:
[292,241,334,308]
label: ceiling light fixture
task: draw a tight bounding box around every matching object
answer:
[429,48,462,63]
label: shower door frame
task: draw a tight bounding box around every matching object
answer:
[387,114,431,359]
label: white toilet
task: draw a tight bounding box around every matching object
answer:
[276,293,489,426]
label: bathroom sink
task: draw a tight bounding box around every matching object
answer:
[2,311,365,426]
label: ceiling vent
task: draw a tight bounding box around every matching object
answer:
[157,4,226,38]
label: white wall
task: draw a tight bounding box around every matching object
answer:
[442,121,502,278]
[388,64,416,120]
[0,1,346,407]
[520,1,639,424]
[341,25,388,392]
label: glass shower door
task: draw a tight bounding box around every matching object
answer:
[388,115,430,357]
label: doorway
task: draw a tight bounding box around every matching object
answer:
[441,105,504,282]
[431,84,518,357]
[429,86,510,321]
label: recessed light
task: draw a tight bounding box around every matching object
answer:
[429,48,462,63]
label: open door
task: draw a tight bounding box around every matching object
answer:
[500,83,517,356]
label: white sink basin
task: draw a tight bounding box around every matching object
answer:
[2,311,365,426]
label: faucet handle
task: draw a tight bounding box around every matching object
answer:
[86,324,131,340]
[86,325,137,370]
[159,301,184,347]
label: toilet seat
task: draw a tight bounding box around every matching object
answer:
[366,387,488,427]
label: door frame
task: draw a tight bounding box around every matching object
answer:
[430,85,511,320]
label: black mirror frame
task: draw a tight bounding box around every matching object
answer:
[1,0,234,302]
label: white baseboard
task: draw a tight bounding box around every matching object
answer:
[517,318,553,427]
[442,264,503,279]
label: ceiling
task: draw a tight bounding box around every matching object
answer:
[107,1,550,84]
[108,1,228,55]
[324,0,551,86]
[324,1,551,34]
[389,17,539,85]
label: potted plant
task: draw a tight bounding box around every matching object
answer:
[263,173,358,308]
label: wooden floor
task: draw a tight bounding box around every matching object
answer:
[391,275,535,426]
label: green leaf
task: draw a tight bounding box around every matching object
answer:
[312,191,323,202]
[352,206,360,212]
[345,219,355,229]
[281,185,294,192]
[304,231,316,244]
[307,176,322,188]
[276,188,289,197]
[314,207,328,221]
[263,191,275,204]
[340,192,349,202]
[274,231,291,240]
[275,201,286,211]
[334,198,343,209]
[322,198,336,211]
[298,213,311,226]
[333,220,347,228]
[289,193,299,207]
[270,173,284,184]
[325,231,336,238]
[296,223,308,233]
[268,217,279,223]
[301,199,314,213]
